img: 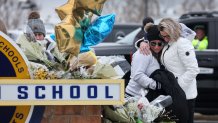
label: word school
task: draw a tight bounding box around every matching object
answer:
[0,84,120,101]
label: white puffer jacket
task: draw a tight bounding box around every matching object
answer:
[161,37,200,99]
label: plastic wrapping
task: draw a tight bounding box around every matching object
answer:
[150,95,173,108]
[70,51,97,70]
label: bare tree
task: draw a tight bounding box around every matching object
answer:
[0,0,39,30]
[182,0,190,12]
[147,0,160,17]
[102,0,145,24]
[199,0,207,10]
[198,0,215,11]
[182,0,216,12]
[208,0,216,10]
[101,0,218,24]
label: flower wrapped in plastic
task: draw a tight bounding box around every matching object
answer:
[91,56,130,79]
[133,89,162,122]
[30,62,49,79]
[70,66,94,79]
[28,55,127,79]
[29,62,69,79]
[69,50,97,71]
[124,97,139,119]
[138,100,163,122]
[136,90,176,123]
[16,34,55,68]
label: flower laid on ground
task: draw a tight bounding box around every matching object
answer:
[124,97,139,118]
[102,95,176,123]
[140,104,163,122]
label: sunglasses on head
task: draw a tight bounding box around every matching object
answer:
[159,34,170,39]
[150,42,164,47]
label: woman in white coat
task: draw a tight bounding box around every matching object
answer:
[137,18,199,123]
[158,18,199,123]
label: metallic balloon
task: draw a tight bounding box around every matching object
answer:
[80,14,116,53]
[55,0,108,56]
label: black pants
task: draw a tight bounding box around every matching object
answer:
[170,98,195,123]
[187,99,196,123]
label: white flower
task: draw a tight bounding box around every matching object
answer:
[141,105,163,122]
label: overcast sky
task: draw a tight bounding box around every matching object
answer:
[37,0,182,25]
[39,0,67,24]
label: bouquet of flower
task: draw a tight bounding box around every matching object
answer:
[27,54,128,79]
[16,33,88,79]
[138,98,163,122]
[124,97,139,118]
[17,34,56,68]
[121,89,177,123]
[29,62,69,79]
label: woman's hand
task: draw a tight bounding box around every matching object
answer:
[139,41,151,55]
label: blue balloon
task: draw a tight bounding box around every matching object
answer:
[80,46,90,53]
[50,34,56,41]
[80,14,116,53]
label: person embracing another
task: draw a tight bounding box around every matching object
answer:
[125,23,164,98]
[158,18,199,123]
[136,18,199,123]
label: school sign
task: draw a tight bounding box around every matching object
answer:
[0,32,124,122]
[0,79,124,105]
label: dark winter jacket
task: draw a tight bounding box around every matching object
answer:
[150,69,189,123]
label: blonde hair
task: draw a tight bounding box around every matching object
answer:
[0,19,7,34]
[158,18,181,42]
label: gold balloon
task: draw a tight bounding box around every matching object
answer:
[55,15,81,56]
[73,8,93,22]
[76,0,107,15]
[55,0,75,20]
[55,0,107,57]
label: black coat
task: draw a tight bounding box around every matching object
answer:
[150,69,189,123]
[122,69,189,123]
